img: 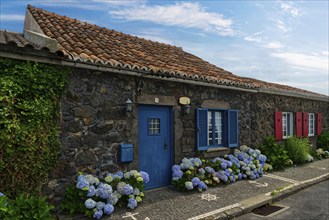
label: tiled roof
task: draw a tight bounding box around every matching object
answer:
[0,30,48,51]
[4,5,328,99]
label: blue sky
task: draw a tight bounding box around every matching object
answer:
[1,0,328,95]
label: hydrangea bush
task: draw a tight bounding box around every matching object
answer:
[62,170,149,219]
[313,148,329,160]
[172,145,267,191]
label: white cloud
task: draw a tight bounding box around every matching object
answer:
[271,52,328,71]
[37,1,105,10]
[280,1,301,17]
[92,0,147,6]
[277,20,290,33]
[264,41,285,49]
[136,35,174,45]
[244,31,263,42]
[0,14,25,21]
[110,2,235,36]
[322,51,329,56]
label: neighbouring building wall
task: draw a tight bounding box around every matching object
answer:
[44,68,329,205]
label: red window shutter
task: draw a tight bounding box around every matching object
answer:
[275,111,283,140]
[302,112,309,137]
[296,112,302,137]
[317,113,322,135]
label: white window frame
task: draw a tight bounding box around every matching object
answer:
[207,110,223,146]
[282,112,293,139]
[308,113,315,136]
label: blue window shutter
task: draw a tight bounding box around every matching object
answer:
[228,110,238,148]
[196,108,208,151]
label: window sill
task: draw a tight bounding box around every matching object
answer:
[203,147,230,159]
[207,147,229,153]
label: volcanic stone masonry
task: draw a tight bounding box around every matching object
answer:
[43,68,329,206]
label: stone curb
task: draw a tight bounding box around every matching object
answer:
[210,173,329,220]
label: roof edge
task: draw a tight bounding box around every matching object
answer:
[1,45,328,102]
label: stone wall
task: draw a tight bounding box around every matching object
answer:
[44,68,329,205]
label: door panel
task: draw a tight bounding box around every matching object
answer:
[138,105,172,189]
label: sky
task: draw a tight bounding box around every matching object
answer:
[1,0,328,95]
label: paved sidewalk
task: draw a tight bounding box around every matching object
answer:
[65,159,329,220]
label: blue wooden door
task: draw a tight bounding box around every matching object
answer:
[138,105,172,189]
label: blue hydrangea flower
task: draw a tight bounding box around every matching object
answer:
[191,177,200,187]
[116,182,127,194]
[172,165,181,172]
[122,184,133,195]
[107,193,119,205]
[172,169,183,179]
[115,171,124,179]
[93,210,103,220]
[180,158,193,170]
[104,203,114,215]
[127,198,138,209]
[0,192,4,197]
[191,158,202,167]
[221,163,227,169]
[185,181,194,190]
[96,201,105,210]
[77,174,85,182]
[102,183,112,192]
[198,181,207,190]
[76,176,89,190]
[87,185,96,197]
[198,168,205,175]
[139,171,149,183]
[85,198,96,209]
[205,166,215,174]
[85,174,95,184]
[97,185,110,199]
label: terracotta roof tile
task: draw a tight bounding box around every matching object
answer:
[0,30,41,50]
[2,5,326,99]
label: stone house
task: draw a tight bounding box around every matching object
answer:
[0,5,328,200]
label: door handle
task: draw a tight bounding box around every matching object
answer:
[164,137,168,149]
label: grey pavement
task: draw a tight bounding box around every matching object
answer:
[64,159,329,220]
[235,179,329,220]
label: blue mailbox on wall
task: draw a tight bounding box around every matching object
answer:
[119,143,134,163]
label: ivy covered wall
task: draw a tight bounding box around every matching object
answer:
[0,58,69,196]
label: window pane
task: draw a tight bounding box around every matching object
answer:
[282,112,293,138]
[208,112,212,145]
[308,113,314,135]
[287,113,291,136]
[149,118,160,134]
[214,112,222,145]
[282,113,287,137]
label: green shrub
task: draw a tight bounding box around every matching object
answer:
[317,131,329,151]
[0,193,54,220]
[0,58,69,196]
[260,136,292,170]
[285,137,311,164]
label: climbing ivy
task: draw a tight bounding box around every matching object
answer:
[0,58,70,196]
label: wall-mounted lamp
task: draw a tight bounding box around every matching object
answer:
[125,99,133,113]
[179,96,191,115]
